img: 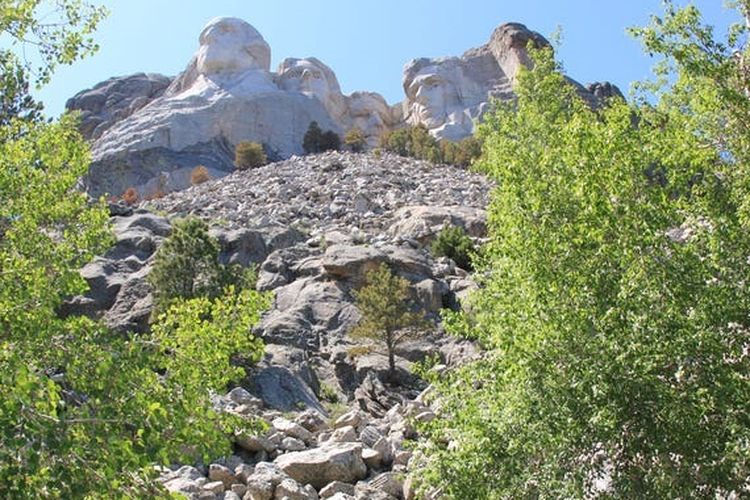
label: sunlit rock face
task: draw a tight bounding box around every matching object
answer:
[402,22,549,141]
[85,17,401,199]
[401,22,621,141]
[347,91,402,148]
[277,57,348,124]
[78,18,618,198]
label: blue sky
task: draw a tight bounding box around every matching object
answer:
[37,1,742,116]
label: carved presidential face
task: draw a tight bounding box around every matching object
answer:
[196,17,271,75]
[348,92,393,143]
[404,59,465,129]
[277,58,342,104]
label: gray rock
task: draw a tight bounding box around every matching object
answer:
[66,72,171,140]
[245,463,287,500]
[319,481,355,498]
[386,205,487,246]
[295,410,329,433]
[274,443,367,490]
[273,478,318,500]
[367,472,404,499]
[204,480,226,494]
[214,228,268,267]
[333,410,367,430]
[273,418,314,444]
[209,463,238,488]
[355,373,405,418]
[253,366,326,414]
[280,437,307,452]
[236,434,277,454]
[328,425,357,443]
[256,277,358,350]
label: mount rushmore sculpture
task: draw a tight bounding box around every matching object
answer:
[69,17,619,198]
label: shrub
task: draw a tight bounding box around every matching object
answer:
[190,165,211,185]
[148,217,257,318]
[381,126,482,167]
[344,128,367,152]
[351,263,430,378]
[234,141,267,170]
[303,121,323,154]
[439,136,482,167]
[381,125,441,163]
[320,130,341,152]
[122,187,138,205]
[303,121,340,154]
[430,225,475,271]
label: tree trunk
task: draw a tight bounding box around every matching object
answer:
[386,332,396,381]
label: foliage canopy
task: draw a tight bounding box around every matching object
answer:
[416,9,750,497]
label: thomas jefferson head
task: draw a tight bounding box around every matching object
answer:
[196,17,271,75]
[277,57,347,120]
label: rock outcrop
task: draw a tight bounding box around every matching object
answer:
[66,72,172,140]
[401,22,620,141]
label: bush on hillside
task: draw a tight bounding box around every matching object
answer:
[321,130,341,152]
[430,225,476,271]
[122,186,138,205]
[235,141,267,170]
[190,165,211,185]
[440,136,483,167]
[344,127,367,152]
[148,217,257,318]
[381,125,482,166]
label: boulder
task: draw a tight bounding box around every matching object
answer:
[252,366,326,414]
[386,205,487,246]
[355,373,405,418]
[256,277,358,349]
[209,463,238,488]
[319,481,355,498]
[367,472,404,499]
[272,417,314,444]
[274,443,367,490]
[273,478,318,500]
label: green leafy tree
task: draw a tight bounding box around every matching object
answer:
[234,140,267,170]
[344,127,367,152]
[381,124,442,164]
[416,35,750,498]
[148,217,256,317]
[0,0,106,125]
[351,263,430,377]
[439,136,482,168]
[0,52,42,125]
[430,225,475,271]
[0,4,271,496]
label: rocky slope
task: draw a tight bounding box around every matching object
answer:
[69,17,619,199]
[64,151,487,499]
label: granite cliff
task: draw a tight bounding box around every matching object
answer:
[68,17,619,199]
